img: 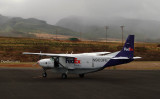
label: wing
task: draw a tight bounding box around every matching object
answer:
[23,51,111,57]
[23,52,75,57]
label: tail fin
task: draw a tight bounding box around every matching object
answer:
[116,35,134,58]
[102,35,141,68]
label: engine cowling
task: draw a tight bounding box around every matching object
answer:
[38,58,54,68]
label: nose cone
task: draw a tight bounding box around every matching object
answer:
[37,60,40,65]
[38,59,44,66]
[37,58,54,68]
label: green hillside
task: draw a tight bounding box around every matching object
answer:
[0,15,78,38]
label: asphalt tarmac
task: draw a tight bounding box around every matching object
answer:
[0,68,160,99]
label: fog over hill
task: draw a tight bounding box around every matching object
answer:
[56,16,160,42]
[0,14,160,42]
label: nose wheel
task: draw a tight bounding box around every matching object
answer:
[42,72,47,77]
[42,69,47,77]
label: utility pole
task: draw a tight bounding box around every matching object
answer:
[105,26,109,43]
[120,26,124,46]
[56,29,58,40]
[80,32,82,41]
[105,26,109,51]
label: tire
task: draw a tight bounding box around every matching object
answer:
[42,72,47,77]
[79,74,84,78]
[62,73,67,79]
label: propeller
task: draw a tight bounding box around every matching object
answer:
[32,51,42,68]
[32,62,39,68]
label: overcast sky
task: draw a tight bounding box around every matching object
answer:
[0,0,160,24]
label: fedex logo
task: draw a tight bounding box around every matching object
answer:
[74,58,81,64]
[66,58,81,64]
[124,47,134,51]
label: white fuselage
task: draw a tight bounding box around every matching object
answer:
[38,52,119,74]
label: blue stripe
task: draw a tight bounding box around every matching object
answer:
[103,59,133,68]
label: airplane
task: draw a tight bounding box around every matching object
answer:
[23,35,141,79]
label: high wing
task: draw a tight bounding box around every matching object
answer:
[23,52,75,57]
[23,52,110,57]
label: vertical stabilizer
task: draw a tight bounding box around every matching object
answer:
[116,35,134,58]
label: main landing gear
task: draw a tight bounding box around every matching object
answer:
[61,73,67,79]
[79,74,84,78]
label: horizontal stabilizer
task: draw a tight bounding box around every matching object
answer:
[112,56,141,60]
[133,57,142,59]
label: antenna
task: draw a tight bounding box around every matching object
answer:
[56,29,58,40]
[71,51,73,54]
[66,51,68,54]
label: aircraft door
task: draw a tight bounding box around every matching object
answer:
[51,57,59,68]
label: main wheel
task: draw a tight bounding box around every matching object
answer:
[79,74,84,78]
[62,73,67,79]
[42,72,47,77]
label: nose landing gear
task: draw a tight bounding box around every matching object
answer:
[42,72,47,77]
[42,69,47,77]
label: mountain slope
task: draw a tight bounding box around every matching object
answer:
[0,15,78,38]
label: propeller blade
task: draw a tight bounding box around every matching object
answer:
[39,51,42,60]
[32,62,38,67]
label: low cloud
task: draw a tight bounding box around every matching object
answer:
[0,0,160,24]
